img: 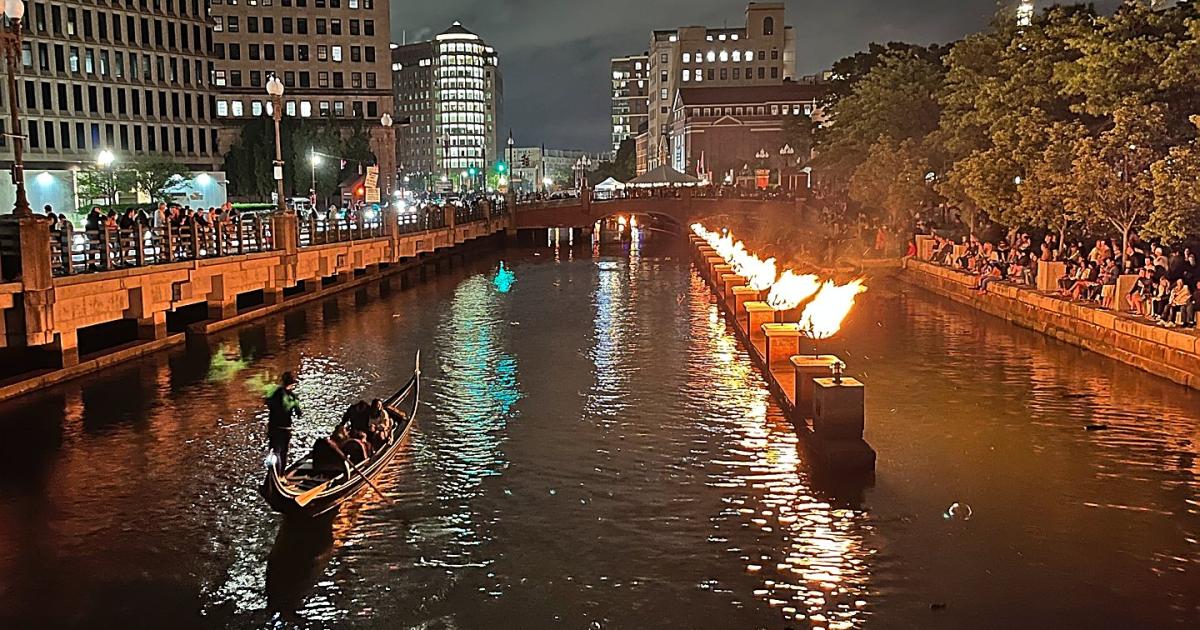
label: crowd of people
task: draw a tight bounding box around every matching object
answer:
[914,219,1199,329]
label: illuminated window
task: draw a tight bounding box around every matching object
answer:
[682,52,690,63]
[706,51,715,63]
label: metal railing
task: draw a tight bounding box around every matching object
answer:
[297,215,385,247]
[1,199,504,280]
[51,217,274,276]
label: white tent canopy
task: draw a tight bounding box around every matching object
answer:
[594,177,626,191]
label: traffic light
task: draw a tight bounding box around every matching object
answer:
[467,167,479,177]
[521,155,530,167]
[496,161,507,174]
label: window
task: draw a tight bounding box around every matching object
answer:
[216,100,228,116]
[249,17,258,33]
[660,88,667,100]
[763,16,774,36]
[706,51,715,63]
[331,46,342,62]
[771,50,779,60]
[317,19,326,35]
[660,53,667,63]
[771,67,778,79]
[318,71,329,87]
[733,51,741,62]
[231,101,244,117]
[282,18,293,34]
[683,52,691,63]
[720,68,727,80]
[350,46,361,63]
[350,19,359,36]
[758,67,765,79]
[758,50,765,61]
[682,69,690,82]
[733,68,740,79]
[317,45,327,61]
[228,16,239,32]
[364,20,374,36]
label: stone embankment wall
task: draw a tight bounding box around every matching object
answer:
[899,258,1200,390]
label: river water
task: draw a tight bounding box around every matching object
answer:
[0,232,1196,629]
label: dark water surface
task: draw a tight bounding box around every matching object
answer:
[0,233,1197,629]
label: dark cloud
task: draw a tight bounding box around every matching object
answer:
[390,1,1124,152]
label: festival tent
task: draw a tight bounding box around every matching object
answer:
[626,164,703,188]
[593,177,626,192]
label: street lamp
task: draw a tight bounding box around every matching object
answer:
[380,113,394,197]
[1,0,31,217]
[97,150,116,205]
[507,130,515,192]
[265,75,287,213]
[755,148,770,160]
[574,155,593,190]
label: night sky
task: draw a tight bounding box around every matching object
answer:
[389,1,1126,152]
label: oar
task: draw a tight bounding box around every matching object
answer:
[294,443,389,508]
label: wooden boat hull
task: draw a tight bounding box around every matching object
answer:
[259,364,420,518]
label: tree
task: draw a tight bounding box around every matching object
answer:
[291,120,343,205]
[779,113,817,166]
[130,157,190,202]
[589,138,636,183]
[1067,103,1170,260]
[1010,120,1088,245]
[1148,115,1200,240]
[849,136,933,226]
[815,49,947,186]
[76,168,136,207]
[224,118,284,200]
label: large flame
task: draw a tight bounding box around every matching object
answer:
[798,280,868,340]
[767,271,822,311]
[694,224,866,337]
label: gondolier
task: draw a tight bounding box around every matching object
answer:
[266,372,302,470]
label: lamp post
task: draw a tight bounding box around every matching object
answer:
[1,0,31,217]
[265,75,287,213]
[309,149,319,204]
[507,130,514,192]
[380,113,394,198]
[97,149,116,206]
[779,144,795,189]
[574,155,593,190]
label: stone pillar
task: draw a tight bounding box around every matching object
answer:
[811,376,875,472]
[720,274,748,304]
[762,323,800,367]
[270,212,299,255]
[790,355,842,423]
[743,302,774,341]
[3,215,57,347]
[137,311,168,341]
[702,256,723,283]
[1036,261,1067,293]
[53,329,79,368]
[264,286,285,306]
[207,274,237,320]
[710,263,732,291]
[732,286,759,315]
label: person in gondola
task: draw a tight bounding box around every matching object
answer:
[266,372,302,470]
[340,429,374,464]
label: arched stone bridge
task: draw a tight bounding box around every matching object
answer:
[510,193,804,229]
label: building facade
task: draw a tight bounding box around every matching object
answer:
[509,147,608,193]
[208,0,395,191]
[645,2,796,168]
[668,83,826,188]
[0,0,225,214]
[392,22,502,192]
[610,53,648,156]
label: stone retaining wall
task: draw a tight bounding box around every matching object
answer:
[899,258,1200,390]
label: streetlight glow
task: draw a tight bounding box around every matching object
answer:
[97,149,116,168]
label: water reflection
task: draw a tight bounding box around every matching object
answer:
[0,240,1197,628]
[687,273,874,628]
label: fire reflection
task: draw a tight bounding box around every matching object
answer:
[688,273,874,627]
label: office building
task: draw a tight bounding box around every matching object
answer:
[392,22,503,191]
[610,53,648,156]
[644,2,796,167]
[0,0,225,214]
[209,0,395,190]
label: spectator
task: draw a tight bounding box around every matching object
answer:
[1166,279,1192,327]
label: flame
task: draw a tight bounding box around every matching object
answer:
[798,280,868,339]
[694,224,866,334]
[767,271,822,311]
[732,252,777,291]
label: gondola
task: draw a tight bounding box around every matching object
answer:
[259,354,420,518]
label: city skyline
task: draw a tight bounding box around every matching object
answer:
[389,0,1127,152]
